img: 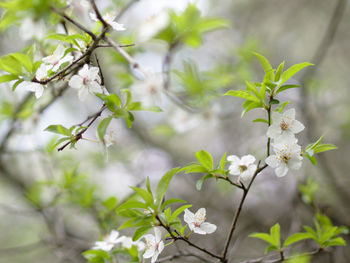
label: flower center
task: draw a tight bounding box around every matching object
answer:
[83,77,90,85]
[148,84,158,94]
[239,165,247,173]
[280,120,289,131]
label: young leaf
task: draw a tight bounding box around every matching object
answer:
[97,117,112,141]
[283,232,314,247]
[280,62,313,86]
[44,125,71,136]
[132,226,152,241]
[225,90,260,102]
[253,52,273,73]
[195,150,213,171]
[155,168,179,206]
[196,174,213,190]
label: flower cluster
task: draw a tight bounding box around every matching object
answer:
[265,108,305,177]
[92,230,145,252]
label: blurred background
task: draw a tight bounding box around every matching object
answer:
[0,0,349,262]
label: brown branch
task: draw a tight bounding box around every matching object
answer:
[57,104,107,151]
[51,6,96,40]
[155,215,222,260]
[220,163,267,262]
[89,0,109,28]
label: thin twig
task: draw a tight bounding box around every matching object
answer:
[220,163,267,262]
[51,6,96,40]
[57,104,107,151]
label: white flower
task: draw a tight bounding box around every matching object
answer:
[227,154,257,182]
[20,18,46,41]
[42,44,74,72]
[69,64,103,101]
[130,73,163,108]
[136,11,169,42]
[169,109,201,133]
[104,130,117,147]
[17,64,48,98]
[267,108,305,141]
[143,228,164,263]
[265,137,303,177]
[184,208,217,235]
[118,236,145,251]
[92,230,121,252]
[89,12,126,31]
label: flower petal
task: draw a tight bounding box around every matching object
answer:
[184,209,195,225]
[275,163,289,177]
[69,75,83,89]
[241,154,256,165]
[283,108,295,119]
[291,120,305,134]
[227,155,240,163]
[200,222,217,234]
[265,155,280,168]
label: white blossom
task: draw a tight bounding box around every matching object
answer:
[42,44,73,72]
[92,230,121,252]
[184,208,217,235]
[136,11,169,42]
[20,18,46,41]
[68,64,103,101]
[143,228,164,263]
[118,236,145,251]
[17,64,48,98]
[104,130,117,147]
[227,154,257,182]
[265,137,303,177]
[267,108,305,141]
[89,12,126,31]
[130,73,163,108]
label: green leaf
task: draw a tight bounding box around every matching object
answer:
[181,163,208,174]
[44,125,71,136]
[10,53,32,73]
[253,52,273,73]
[253,118,269,124]
[225,90,260,102]
[170,204,192,221]
[249,233,275,245]
[132,226,152,241]
[97,117,112,141]
[0,53,23,75]
[313,144,337,154]
[155,168,179,206]
[117,200,149,212]
[270,223,281,248]
[0,74,18,83]
[284,232,314,247]
[275,61,285,82]
[131,187,154,205]
[265,244,278,254]
[275,101,290,113]
[196,174,213,190]
[161,198,186,210]
[280,62,313,86]
[241,101,263,117]
[324,237,346,247]
[276,84,300,94]
[219,152,227,170]
[102,197,118,210]
[269,99,280,105]
[195,150,213,171]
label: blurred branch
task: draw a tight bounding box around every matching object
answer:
[299,0,350,211]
